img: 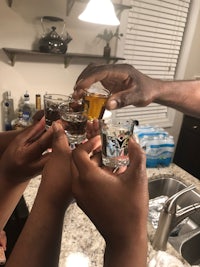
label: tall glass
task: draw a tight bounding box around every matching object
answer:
[100,118,135,168]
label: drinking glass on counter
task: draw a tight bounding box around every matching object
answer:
[44,94,68,130]
[59,96,88,145]
[84,85,110,120]
[100,118,136,168]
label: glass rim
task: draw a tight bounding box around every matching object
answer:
[83,87,110,97]
[44,94,69,100]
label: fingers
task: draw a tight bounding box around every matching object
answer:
[0,231,6,251]
[73,65,110,95]
[75,63,96,83]
[22,117,46,143]
[52,122,70,154]
[125,138,147,180]
[106,88,136,110]
[72,136,101,174]
[32,110,44,123]
[86,119,100,139]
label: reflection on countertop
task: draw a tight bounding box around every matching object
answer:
[23,163,200,267]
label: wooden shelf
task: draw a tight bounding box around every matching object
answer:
[2,48,125,68]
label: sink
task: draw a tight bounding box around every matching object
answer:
[148,176,186,199]
[181,231,200,265]
[148,176,200,265]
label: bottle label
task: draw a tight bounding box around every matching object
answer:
[22,111,31,121]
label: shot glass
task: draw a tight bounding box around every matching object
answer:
[58,97,88,145]
[84,85,110,120]
[100,118,135,168]
[44,94,68,130]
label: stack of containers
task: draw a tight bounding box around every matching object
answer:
[134,125,175,168]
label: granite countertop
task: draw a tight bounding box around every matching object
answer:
[23,163,200,267]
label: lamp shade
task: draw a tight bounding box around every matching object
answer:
[78,0,120,26]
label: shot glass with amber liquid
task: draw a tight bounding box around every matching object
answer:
[83,86,110,121]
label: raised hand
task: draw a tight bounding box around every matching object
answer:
[72,137,148,267]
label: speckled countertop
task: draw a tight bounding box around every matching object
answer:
[23,164,200,267]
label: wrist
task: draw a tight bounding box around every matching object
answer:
[104,231,147,267]
[37,181,73,212]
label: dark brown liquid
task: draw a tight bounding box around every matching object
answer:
[61,113,87,135]
[45,108,60,127]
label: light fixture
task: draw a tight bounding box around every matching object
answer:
[78,0,120,26]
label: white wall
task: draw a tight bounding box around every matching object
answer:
[0,0,121,130]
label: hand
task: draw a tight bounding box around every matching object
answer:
[40,122,74,210]
[72,137,148,245]
[0,118,53,183]
[86,119,100,140]
[73,63,160,110]
[32,110,44,123]
[0,230,6,251]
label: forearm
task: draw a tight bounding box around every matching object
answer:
[5,185,66,267]
[104,227,148,267]
[155,79,200,118]
[0,178,29,229]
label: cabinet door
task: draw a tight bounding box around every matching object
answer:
[173,115,200,179]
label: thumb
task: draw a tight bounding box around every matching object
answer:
[125,138,146,178]
[72,136,101,175]
[52,122,70,153]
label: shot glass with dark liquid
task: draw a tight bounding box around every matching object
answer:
[44,94,69,130]
[59,97,88,145]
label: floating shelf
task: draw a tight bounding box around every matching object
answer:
[2,48,125,68]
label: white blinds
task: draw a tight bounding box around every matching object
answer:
[113,0,191,126]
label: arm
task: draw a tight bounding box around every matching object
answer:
[73,63,200,118]
[5,122,73,267]
[0,118,53,229]
[72,137,148,267]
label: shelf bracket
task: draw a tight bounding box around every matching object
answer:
[66,0,76,16]
[7,0,13,7]
[3,49,16,66]
[64,56,72,68]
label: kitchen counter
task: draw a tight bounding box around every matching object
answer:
[23,164,200,267]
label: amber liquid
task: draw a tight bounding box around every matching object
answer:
[84,93,108,120]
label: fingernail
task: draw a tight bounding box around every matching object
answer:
[108,100,118,109]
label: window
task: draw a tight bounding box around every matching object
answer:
[114,0,192,127]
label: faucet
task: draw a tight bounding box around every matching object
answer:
[152,184,200,251]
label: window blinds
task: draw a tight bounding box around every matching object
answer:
[113,0,191,126]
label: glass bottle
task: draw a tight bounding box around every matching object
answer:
[2,91,14,131]
[11,110,29,130]
[35,94,41,111]
[22,91,32,123]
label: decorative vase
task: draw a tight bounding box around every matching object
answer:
[103,42,111,58]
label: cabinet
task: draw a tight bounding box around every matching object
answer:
[2,48,125,68]
[173,115,200,179]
